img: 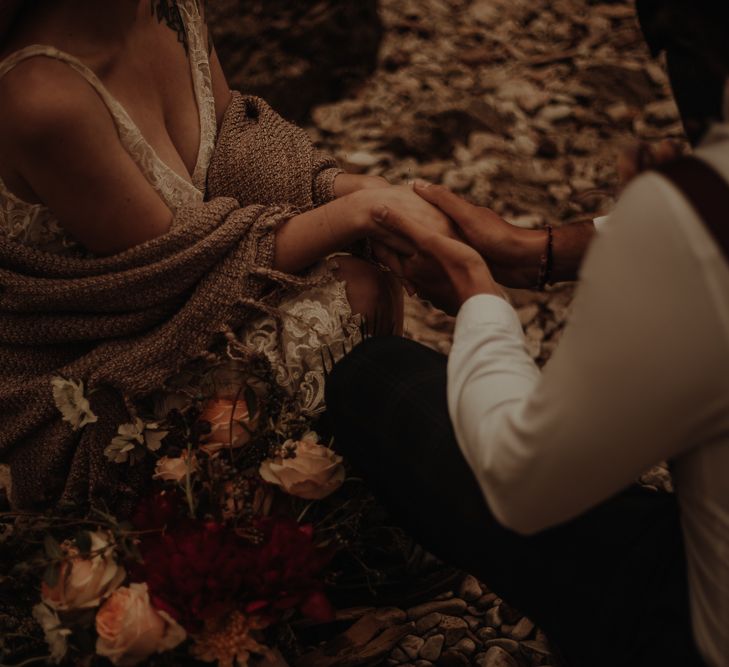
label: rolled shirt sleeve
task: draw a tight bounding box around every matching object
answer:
[447,173,728,534]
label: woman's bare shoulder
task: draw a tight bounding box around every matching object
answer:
[0,56,114,151]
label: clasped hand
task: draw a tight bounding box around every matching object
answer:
[360,182,530,315]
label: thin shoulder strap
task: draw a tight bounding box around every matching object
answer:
[656,156,729,264]
[0,45,145,147]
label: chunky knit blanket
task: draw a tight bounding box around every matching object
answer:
[0,91,341,512]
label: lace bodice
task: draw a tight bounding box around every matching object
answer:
[0,0,217,254]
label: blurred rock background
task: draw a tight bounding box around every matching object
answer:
[209,1,681,664]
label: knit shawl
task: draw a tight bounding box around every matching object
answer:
[0,91,342,512]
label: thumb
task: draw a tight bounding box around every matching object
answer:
[413,181,477,228]
[372,204,436,249]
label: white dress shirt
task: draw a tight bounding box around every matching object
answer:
[447,124,729,667]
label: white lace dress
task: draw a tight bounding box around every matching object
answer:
[0,0,360,417]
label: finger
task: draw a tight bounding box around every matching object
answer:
[412,181,476,225]
[372,205,439,250]
[372,241,406,277]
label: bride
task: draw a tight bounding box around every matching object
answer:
[0,0,451,508]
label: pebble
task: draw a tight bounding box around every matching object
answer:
[483,638,519,654]
[477,626,498,643]
[508,616,535,641]
[415,612,443,634]
[458,575,482,602]
[408,599,467,620]
[343,150,384,173]
[476,646,518,667]
[463,614,482,630]
[401,635,426,660]
[476,592,498,609]
[391,647,409,663]
[436,650,470,667]
[484,606,503,628]
[442,169,474,192]
[419,634,445,661]
[440,616,468,646]
[538,104,573,123]
[453,637,476,655]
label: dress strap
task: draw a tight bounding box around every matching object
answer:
[176,0,218,191]
[0,45,151,153]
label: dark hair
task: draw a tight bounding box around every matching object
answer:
[636,0,729,144]
[636,0,729,74]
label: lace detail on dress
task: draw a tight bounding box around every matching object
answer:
[178,0,218,192]
[241,262,363,415]
[0,2,218,254]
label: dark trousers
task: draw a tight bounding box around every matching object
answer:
[325,336,705,667]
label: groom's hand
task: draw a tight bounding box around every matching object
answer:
[412,181,546,289]
[372,204,501,316]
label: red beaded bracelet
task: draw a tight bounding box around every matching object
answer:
[536,224,554,291]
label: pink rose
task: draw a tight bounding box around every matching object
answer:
[95,583,186,666]
[41,531,125,611]
[198,399,257,455]
[153,453,197,483]
[259,432,345,500]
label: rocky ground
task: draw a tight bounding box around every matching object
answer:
[212,0,682,665]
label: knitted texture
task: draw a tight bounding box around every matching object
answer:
[0,91,342,512]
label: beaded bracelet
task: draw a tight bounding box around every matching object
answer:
[536,224,554,291]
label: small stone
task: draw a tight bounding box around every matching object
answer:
[520,639,552,657]
[498,603,522,625]
[517,303,539,326]
[453,638,476,655]
[401,635,426,660]
[436,650,470,667]
[378,607,409,624]
[508,616,535,641]
[477,626,498,643]
[484,638,520,654]
[463,614,482,630]
[440,616,468,646]
[443,169,474,192]
[458,575,482,602]
[514,134,538,156]
[416,612,443,634]
[390,647,409,663]
[645,99,679,127]
[605,101,637,123]
[408,599,467,620]
[420,634,445,661]
[484,606,502,628]
[538,104,573,123]
[476,646,518,667]
[343,150,383,173]
[548,183,572,201]
[476,592,498,609]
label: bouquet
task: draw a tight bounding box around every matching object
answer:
[1,340,371,667]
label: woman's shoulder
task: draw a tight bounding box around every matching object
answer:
[0,54,116,157]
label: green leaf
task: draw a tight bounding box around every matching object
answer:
[74,530,92,556]
[43,534,63,560]
[43,561,61,588]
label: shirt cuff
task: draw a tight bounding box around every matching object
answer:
[593,215,610,231]
[455,294,523,337]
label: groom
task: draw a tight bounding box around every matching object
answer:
[326,1,729,666]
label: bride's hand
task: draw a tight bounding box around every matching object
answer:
[353,183,457,243]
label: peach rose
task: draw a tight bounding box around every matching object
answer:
[198,398,257,455]
[95,583,186,667]
[153,452,198,482]
[41,531,125,611]
[259,432,345,500]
